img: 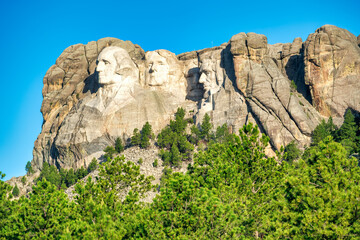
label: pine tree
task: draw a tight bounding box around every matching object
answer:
[278,137,360,239]
[88,158,98,173]
[337,110,357,140]
[170,108,187,134]
[76,167,88,180]
[103,146,116,160]
[131,128,141,146]
[153,159,159,167]
[25,161,33,174]
[140,122,153,149]
[312,117,337,145]
[336,109,357,153]
[21,176,26,185]
[12,185,19,197]
[65,169,76,187]
[200,113,212,141]
[214,124,230,142]
[115,137,124,153]
[284,141,301,163]
[38,163,61,188]
[170,143,181,167]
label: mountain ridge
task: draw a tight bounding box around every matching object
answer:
[30,24,360,173]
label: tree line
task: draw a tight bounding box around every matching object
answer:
[0,108,359,238]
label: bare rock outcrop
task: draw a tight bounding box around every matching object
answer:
[230,33,321,149]
[304,25,360,121]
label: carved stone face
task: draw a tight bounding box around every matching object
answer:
[199,59,220,97]
[145,51,170,86]
[96,46,138,87]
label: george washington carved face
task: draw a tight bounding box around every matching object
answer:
[96,46,139,87]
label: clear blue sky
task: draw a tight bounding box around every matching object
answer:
[0,0,359,180]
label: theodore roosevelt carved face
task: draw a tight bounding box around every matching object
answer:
[96,46,139,88]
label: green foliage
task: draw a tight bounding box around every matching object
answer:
[38,162,90,189]
[131,128,141,146]
[140,122,153,149]
[65,169,76,186]
[312,116,337,145]
[69,156,155,238]
[169,107,187,134]
[214,123,231,143]
[290,79,297,90]
[158,108,194,167]
[88,158,98,173]
[200,113,212,141]
[115,137,124,153]
[12,184,19,197]
[170,143,181,167]
[131,122,154,149]
[137,123,288,238]
[138,158,143,165]
[0,171,13,236]
[284,140,301,163]
[76,167,87,179]
[2,119,360,238]
[25,161,33,174]
[336,109,358,153]
[104,145,116,160]
[38,163,61,187]
[274,137,360,238]
[157,126,176,149]
[21,176,26,185]
[312,110,360,155]
[3,179,75,239]
[190,113,214,143]
[153,158,158,167]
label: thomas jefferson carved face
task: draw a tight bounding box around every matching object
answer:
[96,46,138,87]
[145,51,170,86]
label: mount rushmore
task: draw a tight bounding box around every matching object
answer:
[31,25,360,171]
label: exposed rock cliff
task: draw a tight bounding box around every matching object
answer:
[303,25,360,123]
[31,25,360,171]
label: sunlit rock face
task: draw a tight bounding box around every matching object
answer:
[304,25,360,122]
[230,32,321,150]
[145,50,187,100]
[51,47,191,169]
[32,41,192,171]
[31,25,360,171]
[145,51,169,86]
[178,51,203,101]
[88,46,140,114]
[194,46,247,130]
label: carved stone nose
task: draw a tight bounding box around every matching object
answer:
[96,61,105,72]
[199,74,206,83]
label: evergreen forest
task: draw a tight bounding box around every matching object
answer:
[1,108,360,239]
